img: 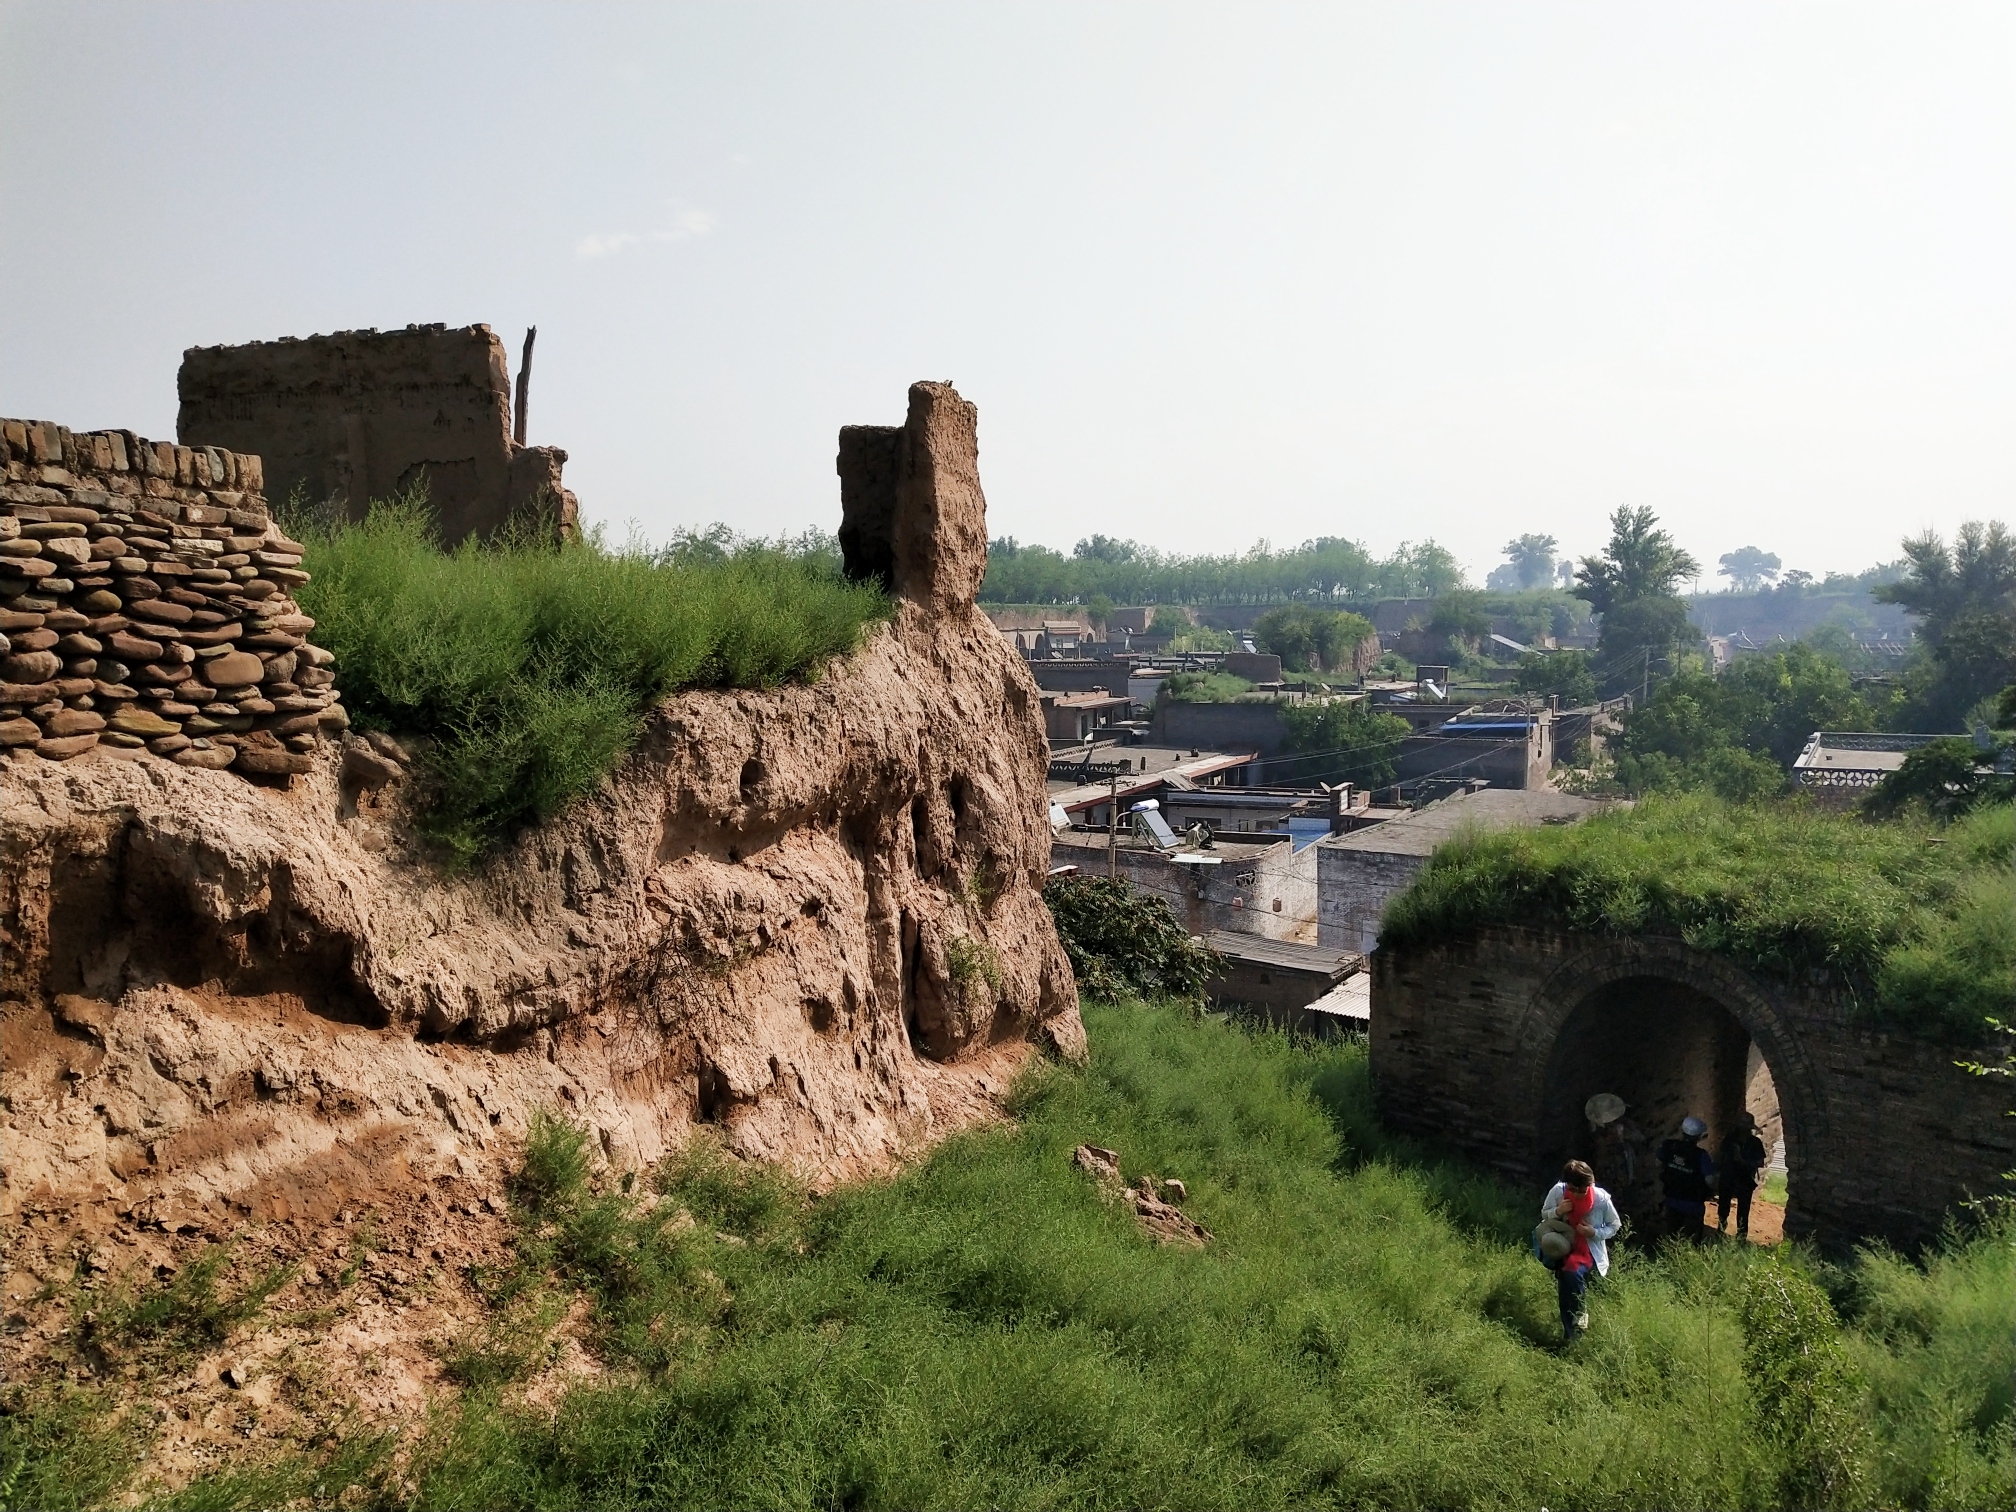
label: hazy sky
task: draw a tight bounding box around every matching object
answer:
[2,3,2009,587]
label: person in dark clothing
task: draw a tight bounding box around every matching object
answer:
[1656,1116,1716,1242]
[1717,1112,1769,1239]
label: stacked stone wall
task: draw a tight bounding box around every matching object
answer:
[0,418,346,776]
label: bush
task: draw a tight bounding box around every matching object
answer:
[297,499,889,862]
[1158,671,1257,704]
[1275,698,1411,788]
[1742,1256,1870,1508]
[1041,875,1219,1000]
[1380,794,2015,1041]
[1252,604,1376,675]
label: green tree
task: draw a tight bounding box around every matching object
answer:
[1276,699,1411,787]
[1085,592,1113,629]
[1612,643,1884,797]
[1863,737,2015,821]
[1427,591,1490,640]
[1574,506,1701,612]
[1717,545,1782,593]
[1041,876,1219,1001]
[1575,506,1702,697]
[1875,521,2016,731]
[1502,533,1559,590]
[979,533,1467,607]
[1513,649,1596,705]
[1252,604,1377,674]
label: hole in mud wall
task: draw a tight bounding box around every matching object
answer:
[740,758,767,802]
[696,1063,726,1123]
[947,778,969,826]
[910,797,933,878]
[1539,975,1782,1224]
[899,908,922,1042]
[44,846,129,999]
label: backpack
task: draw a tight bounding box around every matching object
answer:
[1659,1140,1710,1202]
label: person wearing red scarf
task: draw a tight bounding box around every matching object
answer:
[1537,1159,1620,1345]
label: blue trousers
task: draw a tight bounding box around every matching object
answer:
[1557,1261,1591,1339]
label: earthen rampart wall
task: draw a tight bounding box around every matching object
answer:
[177,323,576,543]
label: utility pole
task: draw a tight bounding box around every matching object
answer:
[513,326,537,445]
[1106,774,1119,879]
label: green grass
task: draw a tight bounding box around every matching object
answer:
[1381,793,2015,1041]
[295,500,890,862]
[10,1004,2011,1509]
[1158,670,1259,703]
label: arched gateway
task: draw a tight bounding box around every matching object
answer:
[1371,926,2014,1248]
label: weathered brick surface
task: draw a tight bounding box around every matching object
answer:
[1372,926,2016,1249]
[176,323,577,544]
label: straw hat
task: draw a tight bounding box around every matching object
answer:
[1584,1092,1626,1127]
[1537,1220,1574,1262]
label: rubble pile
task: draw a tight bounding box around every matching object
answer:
[0,417,346,775]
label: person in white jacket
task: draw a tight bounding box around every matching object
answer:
[1537,1160,1622,1344]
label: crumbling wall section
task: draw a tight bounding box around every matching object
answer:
[177,323,578,543]
[0,417,346,776]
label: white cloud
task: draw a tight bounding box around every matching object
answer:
[575,202,715,259]
[574,231,643,259]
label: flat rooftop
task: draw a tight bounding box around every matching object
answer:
[1793,732,1944,775]
[1320,786,1614,858]
[1051,829,1287,860]
[1047,745,1257,810]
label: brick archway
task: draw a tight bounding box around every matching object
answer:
[1373,925,2016,1248]
[1509,937,1830,1234]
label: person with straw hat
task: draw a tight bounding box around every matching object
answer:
[1534,1159,1620,1346]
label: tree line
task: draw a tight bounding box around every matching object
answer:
[981,534,1466,606]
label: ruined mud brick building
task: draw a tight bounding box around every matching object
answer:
[0,418,346,775]
[1372,928,2016,1249]
[177,324,578,542]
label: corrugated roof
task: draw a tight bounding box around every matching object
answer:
[1207,930,1363,979]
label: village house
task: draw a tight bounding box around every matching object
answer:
[1316,786,1611,954]
[1790,731,1944,807]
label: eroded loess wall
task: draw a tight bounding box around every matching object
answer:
[2,382,1080,1252]
[177,324,577,543]
[0,417,345,776]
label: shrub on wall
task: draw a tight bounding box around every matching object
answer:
[296,498,890,862]
[1379,793,2014,1042]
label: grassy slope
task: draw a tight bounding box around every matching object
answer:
[408,1005,2009,1511]
[296,504,889,860]
[1380,794,2015,1041]
[8,1005,2007,1510]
